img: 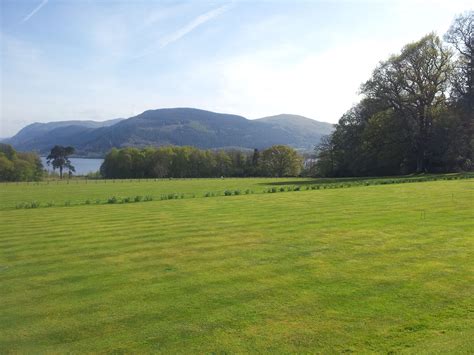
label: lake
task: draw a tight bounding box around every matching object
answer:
[41,157,104,175]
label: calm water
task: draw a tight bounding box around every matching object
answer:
[41,157,104,175]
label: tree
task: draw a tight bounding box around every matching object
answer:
[46,145,75,179]
[0,143,43,181]
[362,33,453,172]
[260,145,302,177]
[315,135,336,177]
[444,11,473,112]
[445,11,474,166]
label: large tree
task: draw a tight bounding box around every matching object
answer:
[444,11,473,112]
[361,33,453,172]
[445,11,474,165]
[260,145,302,177]
[0,143,43,181]
[46,145,75,179]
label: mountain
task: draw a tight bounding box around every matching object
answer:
[255,114,334,149]
[3,118,123,156]
[6,108,334,156]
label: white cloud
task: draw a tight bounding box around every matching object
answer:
[210,38,410,122]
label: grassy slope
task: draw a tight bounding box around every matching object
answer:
[1,173,472,210]
[1,180,473,352]
[0,177,314,210]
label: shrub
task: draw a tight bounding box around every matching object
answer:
[29,201,37,208]
[123,197,131,203]
[245,189,252,194]
[107,196,118,204]
[294,186,301,191]
[280,187,286,192]
[234,190,241,195]
[134,195,143,202]
[144,195,153,201]
[64,200,71,207]
[85,199,91,205]
[224,190,232,196]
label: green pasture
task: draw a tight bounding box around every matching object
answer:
[0,178,473,352]
[0,173,472,210]
[0,177,311,210]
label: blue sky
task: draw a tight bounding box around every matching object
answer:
[0,0,472,137]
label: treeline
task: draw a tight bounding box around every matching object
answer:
[315,12,473,177]
[100,145,302,179]
[0,143,43,181]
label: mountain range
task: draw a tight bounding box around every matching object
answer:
[3,108,334,157]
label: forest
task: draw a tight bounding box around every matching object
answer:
[0,143,43,181]
[100,145,302,179]
[315,12,473,177]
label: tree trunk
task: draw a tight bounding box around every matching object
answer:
[416,151,424,173]
[416,111,427,173]
[59,166,63,179]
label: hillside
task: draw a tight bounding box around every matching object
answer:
[256,114,334,148]
[3,118,123,157]
[6,108,334,156]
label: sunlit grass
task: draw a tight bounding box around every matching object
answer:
[0,179,473,352]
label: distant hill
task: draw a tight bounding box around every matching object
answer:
[5,108,334,156]
[3,118,123,156]
[255,114,334,149]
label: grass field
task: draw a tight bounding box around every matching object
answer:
[0,177,312,210]
[0,173,471,210]
[1,178,473,352]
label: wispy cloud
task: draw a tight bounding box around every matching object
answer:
[21,0,48,23]
[133,3,231,59]
[159,4,231,48]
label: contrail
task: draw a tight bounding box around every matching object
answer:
[133,3,231,60]
[21,0,49,23]
[159,4,232,49]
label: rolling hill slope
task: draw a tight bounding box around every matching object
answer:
[5,108,334,156]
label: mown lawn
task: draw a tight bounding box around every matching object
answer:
[0,179,473,352]
[1,173,471,210]
[0,177,314,210]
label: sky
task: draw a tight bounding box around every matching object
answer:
[0,0,472,137]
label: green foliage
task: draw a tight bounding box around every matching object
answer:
[259,145,303,177]
[46,145,76,179]
[107,196,119,204]
[316,22,473,177]
[101,145,302,179]
[0,144,43,182]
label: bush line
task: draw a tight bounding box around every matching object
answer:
[13,174,473,210]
